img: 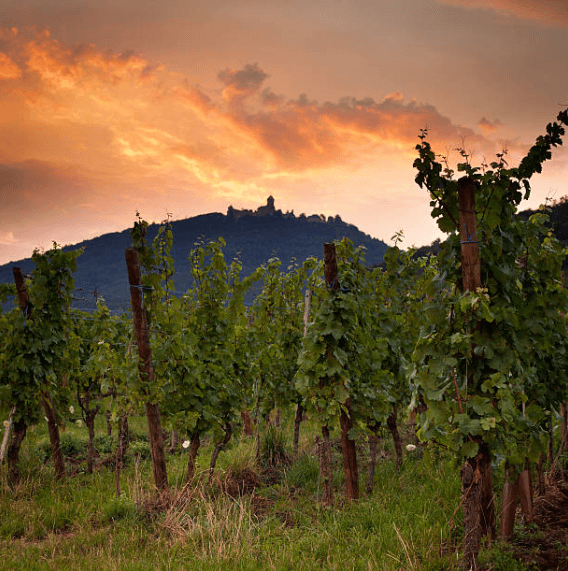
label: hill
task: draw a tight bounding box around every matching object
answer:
[0,197,388,309]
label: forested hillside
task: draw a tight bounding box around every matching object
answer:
[0,198,387,309]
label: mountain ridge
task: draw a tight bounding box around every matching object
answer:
[0,197,388,309]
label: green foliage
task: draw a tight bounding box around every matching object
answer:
[0,244,82,429]
[69,300,135,438]
[157,236,261,449]
[284,452,319,491]
[131,217,258,457]
[411,108,568,466]
[358,241,434,431]
[129,440,152,460]
[59,433,87,458]
[94,434,115,454]
[34,433,87,461]
[247,255,320,417]
[296,237,433,444]
[0,517,26,540]
[259,425,289,468]
[102,496,139,522]
[296,238,368,425]
[478,542,534,571]
[33,439,53,463]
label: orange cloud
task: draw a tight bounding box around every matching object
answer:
[204,70,499,170]
[218,62,269,105]
[478,117,505,132]
[436,0,568,28]
[0,24,516,263]
[0,52,20,79]
[0,26,504,186]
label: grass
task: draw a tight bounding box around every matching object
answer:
[0,414,474,570]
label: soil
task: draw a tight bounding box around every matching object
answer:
[512,471,568,570]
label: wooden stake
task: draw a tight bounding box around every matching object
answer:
[457,177,481,292]
[125,247,168,490]
[561,402,567,447]
[500,467,532,540]
[324,243,359,500]
[518,469,533,518]
[457,179,495,566]
[303,289,312,337]
[0,405,16,464]
[319,426,334,505]
[293,289,312,457]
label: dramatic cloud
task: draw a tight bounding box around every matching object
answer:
[0,52,20,79]
[0,26,500,186]
[0,25,539,264]
[478,117,505,132]
[218,63,270,104]
[188,66,501,171]
[436,0,568,27]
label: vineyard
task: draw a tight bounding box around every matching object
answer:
[1,109,568,570]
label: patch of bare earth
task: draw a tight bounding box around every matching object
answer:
[512,472,568,570]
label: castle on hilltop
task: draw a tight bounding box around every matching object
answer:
[227,196,289,220]
[226,196,347,226]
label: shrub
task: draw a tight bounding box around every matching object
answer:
[129,440,151,460]
[94,434,114,454]
[260,425,289,468]
[60,433,86,458]
[34,433,86,463]
[34,439,53,463]
[102,496,138,522]
[478,542,533,571]
[284,452,319,492]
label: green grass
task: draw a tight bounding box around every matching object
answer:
[0,415,469,570]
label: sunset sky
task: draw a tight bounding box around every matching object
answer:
[1,0,567,265]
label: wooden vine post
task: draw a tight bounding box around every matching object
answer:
[293,289,311,457]
[501,464,532,539]
[13,267,67,481]
[125,248,168,491]
[457,177,495,567]
[324,243,359,501]
[0,406,16,465]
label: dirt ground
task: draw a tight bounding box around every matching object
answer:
[512,471,568,570]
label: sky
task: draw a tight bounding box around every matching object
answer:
[1,0,567,265]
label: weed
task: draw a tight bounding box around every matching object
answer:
[33,433,87,462]
[60,433,87,458]
[102,496,139,522]
[0,517,26,539]
[129,440,152,460]
[478,541,535,570]
[33,439,52,463]
[284,452,319,492]
[260,425,290,468]
[94,434,114,455]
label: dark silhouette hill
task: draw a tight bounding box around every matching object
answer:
[0,197,388,309]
